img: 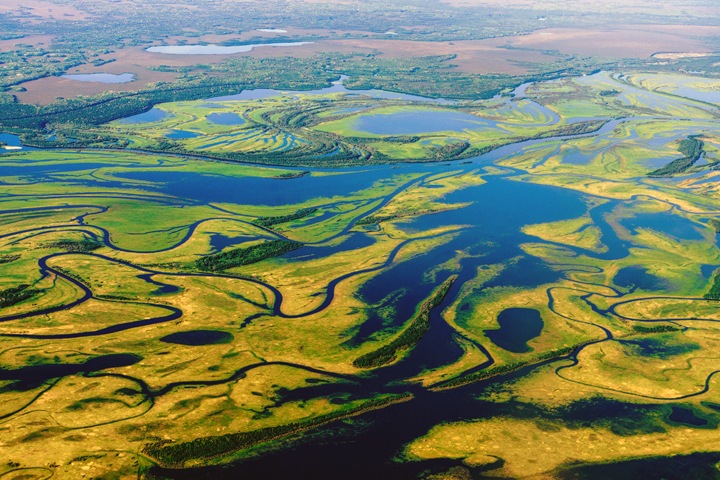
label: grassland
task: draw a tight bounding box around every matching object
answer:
[2,71,720,478]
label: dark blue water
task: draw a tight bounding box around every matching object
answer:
[488,256,560,288]
[114,167,420,206]
[355,110,491,135]
[621,337,699,360]
[0,133,23,147]
[118,108,172,124]
[668,406,708,427]
[160,330,233,346]
[0,133,36,151]
[283,233,375,261]
[207,113,245,125]
[422,177,585,232]
[351,175,585,373]
[209,234,257,251]
[485,308,544,353]
[167,130,202,139]
[558,452,720,480]
[0,354,141,391]
[623,212,703,241]
[701,264,717,279]
[0,162,111,177]
[613,266,667,291]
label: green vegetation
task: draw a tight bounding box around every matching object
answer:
[143,394,411,467]
[0,284,42,308]
[647,136,704,176]
[433,345,577,391]
[632,324,682,333]
[0,254,20,264]
[196,240,303,271]
[275,171,309,179]
[46,239,103,253]
[354,275,456,368]
[704,271,720,300]
[253,208,318,228]
[709,219,720,233]
[356,214,400,226]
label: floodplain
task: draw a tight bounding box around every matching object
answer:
[1,71,720,479]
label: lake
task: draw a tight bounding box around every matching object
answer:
[207,112,245,125]
[354,110,494,134]
[484,308,544,353]
[62,73,136,84]
[146,42,312,55]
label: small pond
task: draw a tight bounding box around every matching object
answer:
[207,112,245,125]
[62,72,135,84]
[484,307,544,353]
[118,108,172,124]
[160,330,233,346]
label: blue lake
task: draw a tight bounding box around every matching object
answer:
[624,212,703,241]
[484,308,544,353]
[614,266,667,291]
[701,264,717,279]
[622,337,699,360]
[668,406,708,427]
[118,108,172,124]
[354,110,491,134]
[0,133,36,152]
[207,112,245,125]
[284,233,375,261]
[209,234,257,251]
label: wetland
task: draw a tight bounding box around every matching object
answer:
[2,70,720,480]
